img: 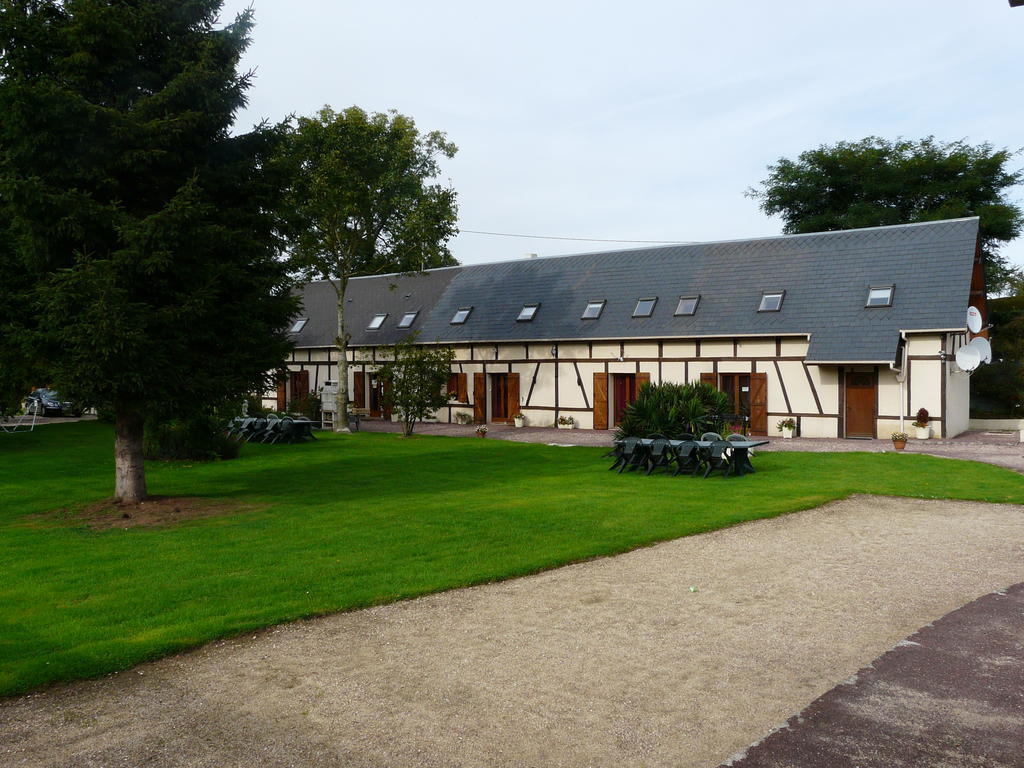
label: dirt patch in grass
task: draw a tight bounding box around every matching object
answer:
[34,496,260,529]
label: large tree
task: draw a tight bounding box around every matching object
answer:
[0,1,297,501]
[748,136,1024,293]
[280,106,458,431]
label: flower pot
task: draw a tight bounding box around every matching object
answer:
[914,426,930,440]
[782,428,794,439]
[513,418,525,429]
[476,432,486,438]
[892,439,907,451]
[557,423,574,430]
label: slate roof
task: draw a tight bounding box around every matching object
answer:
[291,218,980,364]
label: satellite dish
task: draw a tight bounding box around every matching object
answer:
[967,336,992,364]
[955,345,981,372]
[966,306,982,334]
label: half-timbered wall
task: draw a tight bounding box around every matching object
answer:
[270,330,964,438]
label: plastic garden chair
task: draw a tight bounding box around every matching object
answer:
[609,437,639,472]
[672,441,701,476]
[645,437,675,475]
[701,440,735,478]
[701,432,723,442]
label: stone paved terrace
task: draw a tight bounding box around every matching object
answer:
[357,420,1024,474]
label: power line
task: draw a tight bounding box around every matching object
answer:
[460,228,695,245]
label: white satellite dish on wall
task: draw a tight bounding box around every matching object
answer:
[967,336,992,364]
[955,345,981,372]
[966,306,982,334]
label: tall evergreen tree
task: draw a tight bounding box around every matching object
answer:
[0,1,297,500]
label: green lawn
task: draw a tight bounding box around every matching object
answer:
[1,421,1023,697]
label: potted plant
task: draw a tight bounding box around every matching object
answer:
[512,412,525,428]
[475,425,488,438]
[912,408,930,440]
[557,415,575,430]
[776,417,797,439]
[891,431,909,450]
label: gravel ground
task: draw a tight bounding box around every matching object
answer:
[3,495,1023,768]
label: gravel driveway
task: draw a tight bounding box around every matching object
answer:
[2,496,1023,768]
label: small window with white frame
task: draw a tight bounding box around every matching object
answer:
[633,297,657,317]
[674,295,700,316]
[517,304,539,322]
[290,318,308,333]
[367,313,387,330]
[450,306,472,324]
[397,310,418,328]
[865,286,894,307]
[758,291,785,312]
[581,300,605,320]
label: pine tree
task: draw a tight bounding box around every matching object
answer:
[0,1,297,500]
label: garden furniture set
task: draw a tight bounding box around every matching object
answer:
[226,414,318,444]
[608,433,767,478]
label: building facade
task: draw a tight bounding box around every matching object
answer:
[274,218,987,438]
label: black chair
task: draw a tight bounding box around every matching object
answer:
[672,441,701,476]
[609,437,640,472]
[701,440,735,478]
[701,432,723,442]
[645,437,675,475]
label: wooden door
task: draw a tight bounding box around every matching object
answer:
[844,370,876,438]
[491,374,510,421]
[507,373,520,419]
[700,372,717,388]
[749,372,768,435]
[368,374,382,417]
[276,379,287,411]
[353,372,365,410]
[612,374,635,426]
[593,372,609,430]
[473,373,486,423]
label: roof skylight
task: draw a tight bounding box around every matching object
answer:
[633,297,657,318]
[866,286,894,307]
[517,304,539,322]
[450,307,472,324]
[367,313,387,330]
[758,291,785,312]
[290,318,308,333]
[674,296,700,316]
[397,311,418,328]
[581,300,605,320]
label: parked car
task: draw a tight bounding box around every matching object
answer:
[24,389,82,417]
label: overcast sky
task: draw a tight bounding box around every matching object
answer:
[219,0,1024,273]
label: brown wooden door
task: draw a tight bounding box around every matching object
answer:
[749,372,768,436]
[700,372,717,388]
[612,374,636,426]
[593,372,609,430]
[507,373,520,418]
[845,370,877,438]
[368,374,382,417]
[491,373,510,421]
[473,373,486,423]
[456,373,468,404]
[276,379,287,411]
[353,372,365,409]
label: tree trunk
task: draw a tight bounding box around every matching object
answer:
[334,276,351,433]
[114,409,147,503]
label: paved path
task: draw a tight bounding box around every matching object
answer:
[360,421,1024,472]
[3,497,1023,768]
[722,582,1024,768]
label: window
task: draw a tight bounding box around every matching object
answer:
[450,307,472,324]
[633,297,657,317]
[290,318,308,333]
[866,286,894,307]
[397,311,418,328]
[517,304,539,322]
[367,313,387,330]
[758,291,785,312]
[581,300,606,320]
[674,296,700,316]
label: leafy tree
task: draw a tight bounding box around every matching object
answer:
[971,295,1024,416]
[748,137,1024,293]
[376,335,455,437]
[0,2,297,501]
[279,106,458,432]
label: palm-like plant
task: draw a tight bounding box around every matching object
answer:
[614,381,732,439]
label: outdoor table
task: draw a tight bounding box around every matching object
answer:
[618,438,769,476]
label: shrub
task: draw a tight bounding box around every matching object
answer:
[245,396,268,417]
[913,408,929,427]
[615,381,730,439]
[287,392,321,421]
[144,413,241,461]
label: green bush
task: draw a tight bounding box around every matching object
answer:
[286,392,322,421]
[615,381,730,439]
[144,414,241,461]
